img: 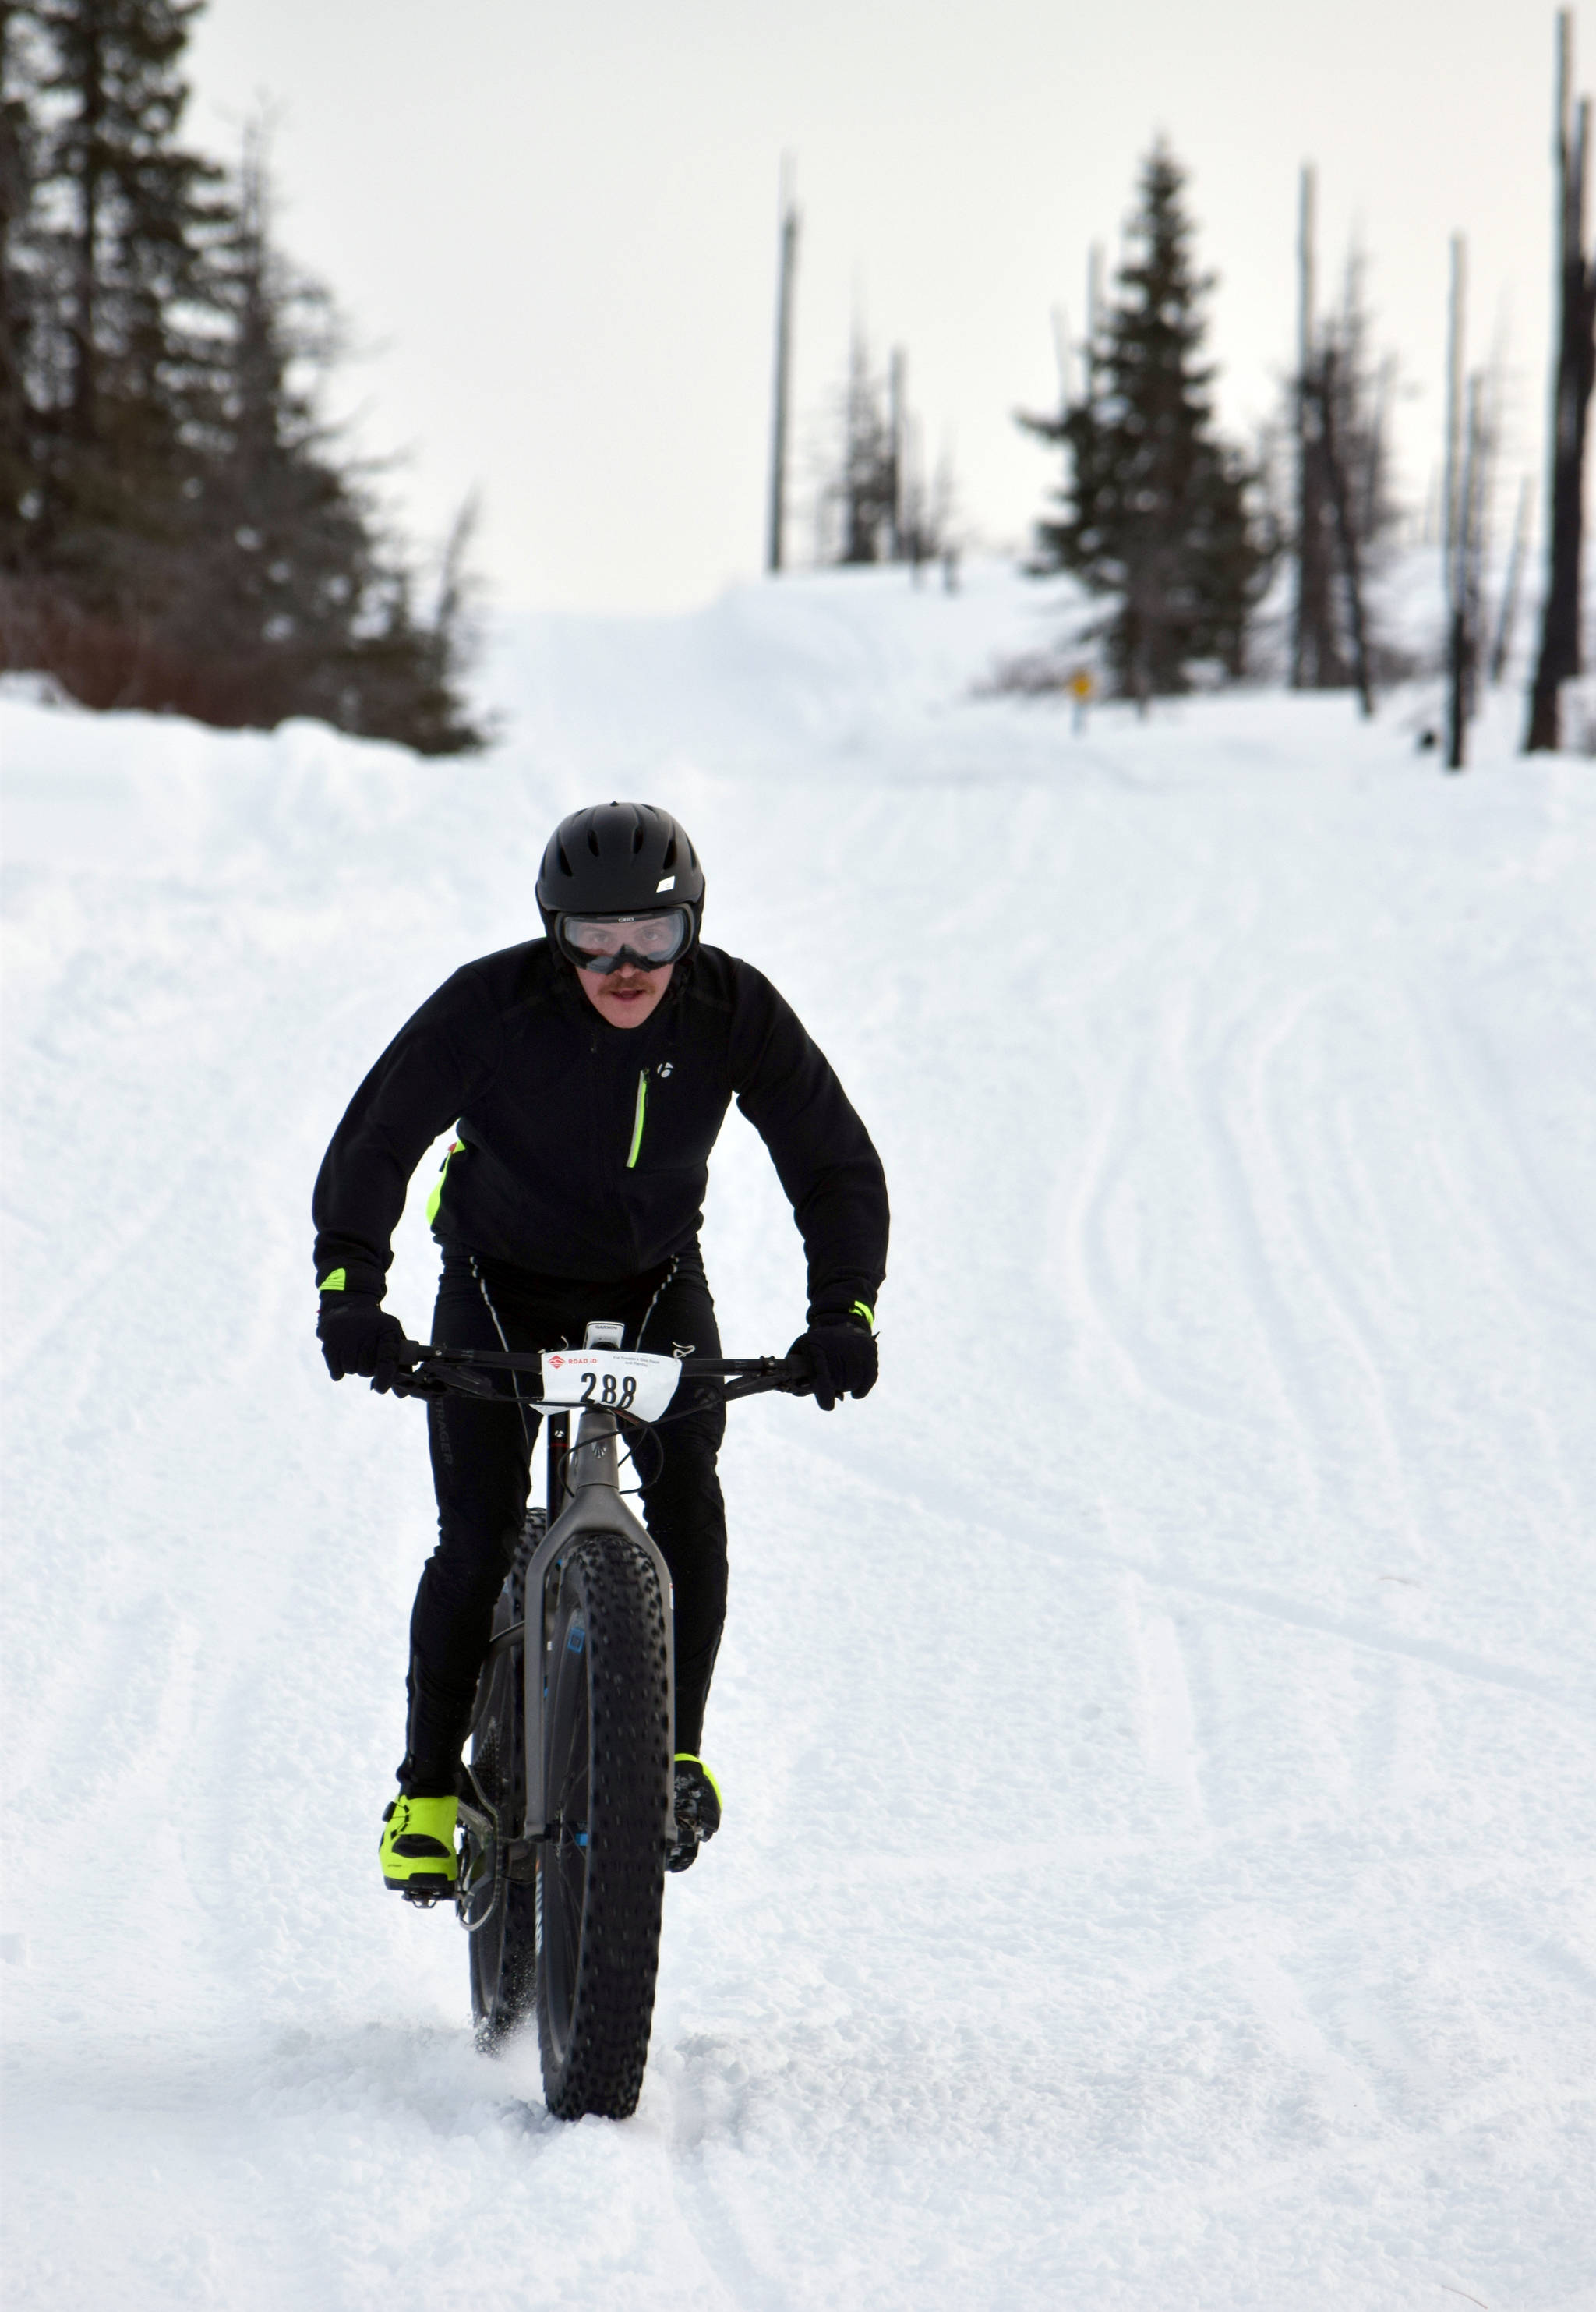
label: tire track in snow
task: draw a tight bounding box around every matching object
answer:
[1068,1038,1246,1425]
[1438,963,1596,1306]
[1352,1650,1425,1816]
[1056,907,1266,1433]
[1126,1575,1207,1827]
[663,2113,793,2312]
[1239,1940,1379,2125]
[1125,1559,1587,1718]
[1249,979,1438,1560]
[1255,960,1596,1581]
[1179,970,1341,1490]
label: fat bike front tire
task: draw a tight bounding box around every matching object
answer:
[537,1532,672,2120]
[465,1518,541,2043]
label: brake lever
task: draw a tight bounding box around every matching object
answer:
[390,1367,446,1400]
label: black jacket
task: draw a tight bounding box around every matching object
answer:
[312,940,888,1320]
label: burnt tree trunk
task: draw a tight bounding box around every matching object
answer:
[1444,240,1470,769]
[1291,165,1340,689]
[1491,476,1533,684]
[765,159,799,575]
[1527,15,1596,751]
[1314,347,1374,718]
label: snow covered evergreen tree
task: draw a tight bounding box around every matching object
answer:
[1021,143,1270,698]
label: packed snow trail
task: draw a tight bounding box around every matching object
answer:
[4,567,1594,2310]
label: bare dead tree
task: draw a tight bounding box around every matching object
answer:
[765,157,799,575]
[816,321,949,576]
[835,323,895,564]
[1290,176,1396,697]
[1463,367,1499,715]
[1444,237,1471,769]
[1491,475,1534,684]
[887,345,906,560]
[1292,167,1340,687]
[1312,344,1374,716]
[1527,11,1596,751]
[1436,253,1502,772]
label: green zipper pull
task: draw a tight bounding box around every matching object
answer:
[425,1138,464,1225]
[626,1069,648,1168]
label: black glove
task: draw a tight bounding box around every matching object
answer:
[317,1292,411,1393]
[789,1315,877,1412]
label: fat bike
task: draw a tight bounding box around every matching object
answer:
[395,1328,802,2119]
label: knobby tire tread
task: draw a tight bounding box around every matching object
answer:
[538,1532,671,2121]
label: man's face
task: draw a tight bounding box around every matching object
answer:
[575,959,674,1029]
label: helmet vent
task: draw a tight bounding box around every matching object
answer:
[556,842,572,876]
[631,822,644,854]
[586,825,601,857]
[662,835,677,868]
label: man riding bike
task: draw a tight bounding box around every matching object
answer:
[311,803,889,1897]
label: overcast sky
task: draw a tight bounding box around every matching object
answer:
[186,0,1567,617]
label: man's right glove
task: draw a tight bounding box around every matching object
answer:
[317,1289,410,1393]
[789,1313,878,1412]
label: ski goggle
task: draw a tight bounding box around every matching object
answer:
[556,907,692,974]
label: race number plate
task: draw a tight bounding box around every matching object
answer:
[537,1349,682,1423]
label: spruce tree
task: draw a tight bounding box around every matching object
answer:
[5,0,229,619]
[171,133,483,751]
[1021,143,1270,698]
[2,0,483,751]
[1,8,38,573]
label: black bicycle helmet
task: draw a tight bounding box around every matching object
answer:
[535,802,707,951]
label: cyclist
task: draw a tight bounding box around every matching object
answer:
[312,803,888,1897]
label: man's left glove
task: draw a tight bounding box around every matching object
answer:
[789,1313,878,1412]
[317,1292,410,1393]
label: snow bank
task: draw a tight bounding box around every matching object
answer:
[4,564,1594,2310]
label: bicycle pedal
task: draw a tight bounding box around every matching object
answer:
[398,1880,454,1909]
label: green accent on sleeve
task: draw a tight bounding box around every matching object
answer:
[318,1268,347,1294]
[849,1299,876,1331]
[425,1138,464,1226]
[626,1071,648,1169]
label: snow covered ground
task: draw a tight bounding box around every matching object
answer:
[3,564,1594,2309]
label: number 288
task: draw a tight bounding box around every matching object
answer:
[579,1369,637,1410]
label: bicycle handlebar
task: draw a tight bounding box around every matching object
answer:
[389,1342,807,1409]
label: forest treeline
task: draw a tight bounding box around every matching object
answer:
[4,4,1591,762]
[784,19,1592,760]
[0,0,483,751]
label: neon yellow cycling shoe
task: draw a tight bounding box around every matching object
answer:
[379,1794,458,1903]
[667,1755,722,1873]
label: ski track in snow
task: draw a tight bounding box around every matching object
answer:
[4,564,1596,2309]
